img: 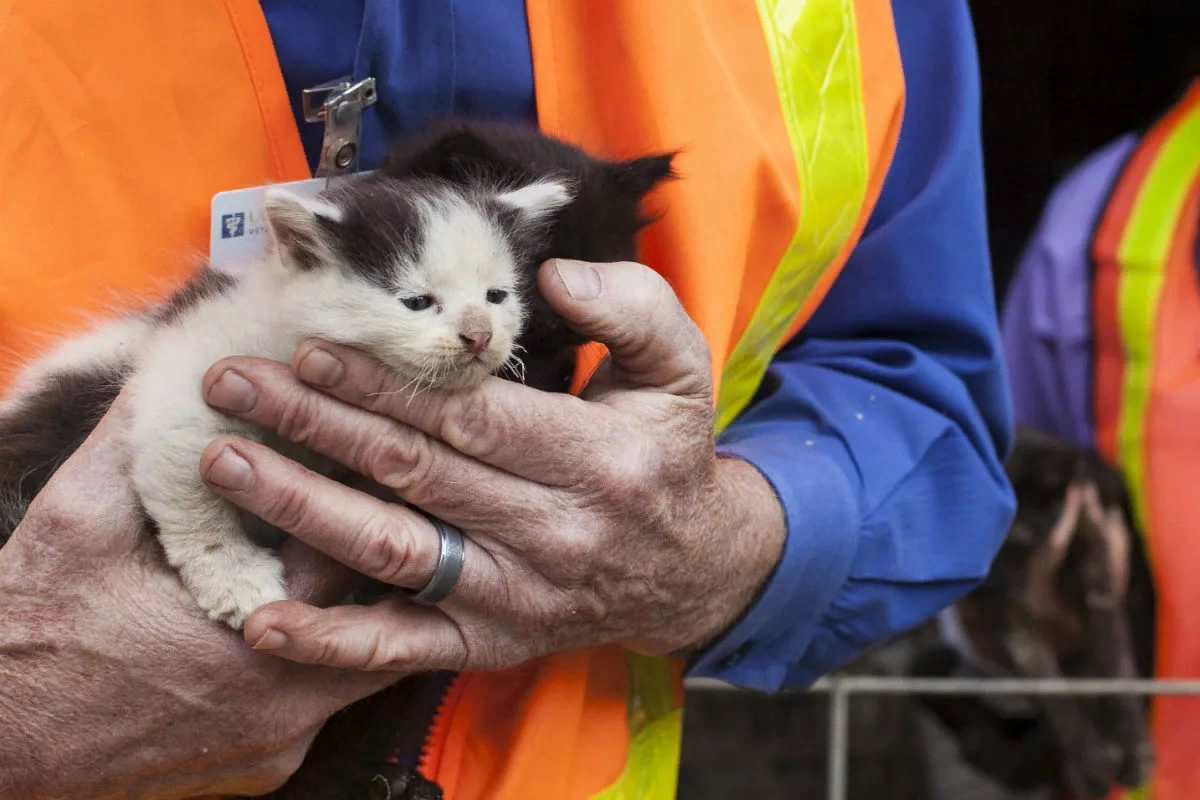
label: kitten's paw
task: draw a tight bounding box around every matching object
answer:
[180,549,288,630]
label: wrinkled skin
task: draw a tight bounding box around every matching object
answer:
[0,393,401,799]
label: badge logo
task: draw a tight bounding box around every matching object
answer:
[221,212,246,239]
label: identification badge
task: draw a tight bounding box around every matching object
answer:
[209,176,329,274]
[209,173,375,274]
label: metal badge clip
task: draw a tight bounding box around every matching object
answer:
[302,77,378,177]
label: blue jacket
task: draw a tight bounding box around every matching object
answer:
[259,0,1016,691]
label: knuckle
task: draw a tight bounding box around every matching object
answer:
[273,389,324,447]
[310,631,363,670]
[357,367,406,415]
[370,434,440,504]
[260,481,313,532]
[546,535,604,589]
[322,627,410,672]
[601,444,660,507]
[439,392,503,459]
[347,515,415,584]
[380,636,420,671]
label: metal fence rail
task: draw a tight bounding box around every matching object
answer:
[683,676,1200,800]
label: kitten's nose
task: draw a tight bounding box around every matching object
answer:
[459,331,492,354]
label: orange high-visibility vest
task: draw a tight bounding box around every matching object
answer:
[0,1,905,797]
[1091,78,1200,800]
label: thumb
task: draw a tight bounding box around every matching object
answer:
[538,259,712,400]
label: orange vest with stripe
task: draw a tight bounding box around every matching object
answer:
[0,2,904,797]
[1091,78,1200,800]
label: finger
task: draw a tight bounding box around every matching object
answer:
[200,356,559,514]
[199,435,447,592]
[1047,482,1084,561]
[1102,507,1131,599]
[243,595,470,674]
[538,259,713,400]
[210,346,623,488]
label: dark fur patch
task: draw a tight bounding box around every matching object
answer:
[0,364,128,542]
[318,178,427,291]
[153,267,236,324]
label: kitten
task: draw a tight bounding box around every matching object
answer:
[125,170,586,628]
[0,119,675,797]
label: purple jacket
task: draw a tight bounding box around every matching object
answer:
[1000,134,1139,440]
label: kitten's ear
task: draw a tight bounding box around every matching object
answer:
[263,187,342,271]
[496,179,574,224]
[606,152,678,200]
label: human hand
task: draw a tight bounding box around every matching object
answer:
[0,394,399,799]
[197,258,787,673]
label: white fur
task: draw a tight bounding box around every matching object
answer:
[263,186,344,224]
[122,187,529,628]
[127,269,301,628]
[496,179,573,223]
[1,315,153,412]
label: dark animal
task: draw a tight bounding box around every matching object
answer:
[909,425,1156,798]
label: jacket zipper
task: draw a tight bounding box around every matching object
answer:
[385,670,463,778]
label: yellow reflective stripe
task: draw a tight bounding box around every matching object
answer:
[594,3,878,795]
[714,0,872,433]
[588,653,682,800]
[1113,101,1200,540]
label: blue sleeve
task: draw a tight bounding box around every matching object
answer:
[687,0,1017,690]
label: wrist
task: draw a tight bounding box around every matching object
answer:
[680,455,786,654]
[714,454,787,589]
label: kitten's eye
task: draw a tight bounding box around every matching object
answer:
[401,295,434,311]
[486,289,508,304]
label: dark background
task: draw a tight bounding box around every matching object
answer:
[970,0,1199,305]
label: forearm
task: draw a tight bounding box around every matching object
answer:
[0,560,155,799]
[674,454,788,658]
[0,582,73,797]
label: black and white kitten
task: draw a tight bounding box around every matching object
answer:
[0,120,674,631]
[0,119,675,797]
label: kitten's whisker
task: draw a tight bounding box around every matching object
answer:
[501,352,528,384]
[366,370,423,400]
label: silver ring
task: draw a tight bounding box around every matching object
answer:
[409,515,465,606]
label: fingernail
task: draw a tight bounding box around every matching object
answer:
[252,628,288,651]
[206,446,254,491]
[207,369,257,413]
[553,259,602,301]
[297,347,345,387]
